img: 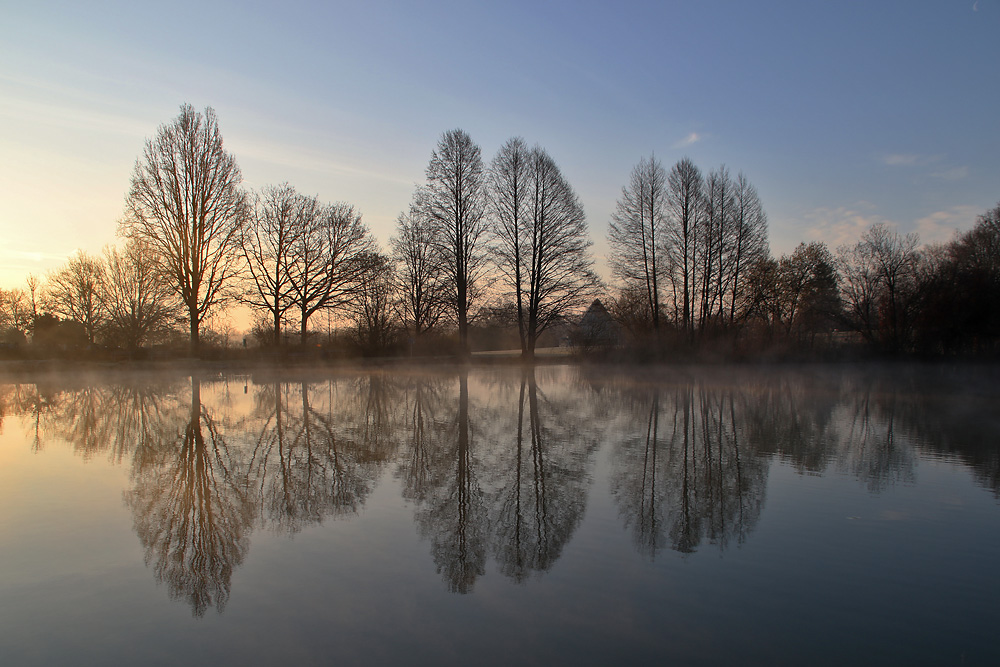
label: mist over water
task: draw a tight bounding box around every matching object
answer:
[1,364,998,665]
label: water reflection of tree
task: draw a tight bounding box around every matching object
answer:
[845,367,1000,498]
[838,382,916,493]
[409,370,487,593]
[3,364,995,608]
[397,375,447,505]
[0,377,186,461]
[610,383,768,557]
[244,378,393,535]
[125,377,253,616]
[489,368,595,582]
[735,370,920,493]
[400,367,598,592]
[0,382,55,450]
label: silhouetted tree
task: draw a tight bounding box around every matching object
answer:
[102,239,176,351]
[838,223,919,351]
[726,173,770,326]
[44,251,107,345]
[239,183,311,345]
[350,252,398,354]
[391,202,448,339]
[123,104,248,356]
[665,158,704,336]
[608,155,669,331]
[914,202,1000,353]
[25,273,40,331]
[422,129,488,358]
[775,242,840,342]
[0,287,32,343]
[698,166,735,328]
[492,143,599,359]
[489,137,533,351]
[287,200,374,345]
[734,256,780,340]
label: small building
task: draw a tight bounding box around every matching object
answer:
[573,299,619,349]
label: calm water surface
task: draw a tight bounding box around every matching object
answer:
[1,364,998,665]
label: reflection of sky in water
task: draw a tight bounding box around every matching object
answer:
[0,365,997,665]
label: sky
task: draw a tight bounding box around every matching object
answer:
[2,0,999,301]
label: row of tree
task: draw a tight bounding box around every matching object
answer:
[604,152,1000,356]
[1,103,997,359]
[1,105,603,359]
[608,156,769,336]
[721,208,1000,356]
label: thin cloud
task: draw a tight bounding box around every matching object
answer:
[802,203,895,249]
[673,132,703,149]
[915,205,980,244]
[930,166,969,181]
[234,137,414,188]
[0,248,69,264]
[881,153,939,167]
[800,204,981,250]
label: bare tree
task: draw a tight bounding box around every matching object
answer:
[422,129,488,357]
[698,166,735,328]
[0,288,32,341]
[488,137,532,352]
[25,274,40,331]
[837,238,882,346]
[44,251,107,344]
[286,200,374,345]
[727,173,769,326]
[103,239,176,351]
[123,104,248,356]
[737,256,781,333]
[519,146,599,358]
[775,242,840,341]
[240,183,308,345]
[350,252,398,354]
[607,155,669,331]
[664,158,704,336]
[391,201,448,339]
[838,223,919,351]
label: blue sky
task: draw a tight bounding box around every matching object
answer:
[2,0,998,295]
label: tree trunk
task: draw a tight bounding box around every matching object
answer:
[189,307,200,357]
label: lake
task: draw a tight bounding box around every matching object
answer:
[1,363,998,665]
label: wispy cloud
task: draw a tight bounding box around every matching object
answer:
[234,137,414,188]
[0,247,71,264]
[802,203,895,249]
[798,203,981,250]
[915,205,980,244]
[880,153,939,167]
[673,132,703,149]
[930,166,969,181]
[879,153,967,181]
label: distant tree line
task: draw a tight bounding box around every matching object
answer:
[604,153,1000,358]
[1,104,998,360]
